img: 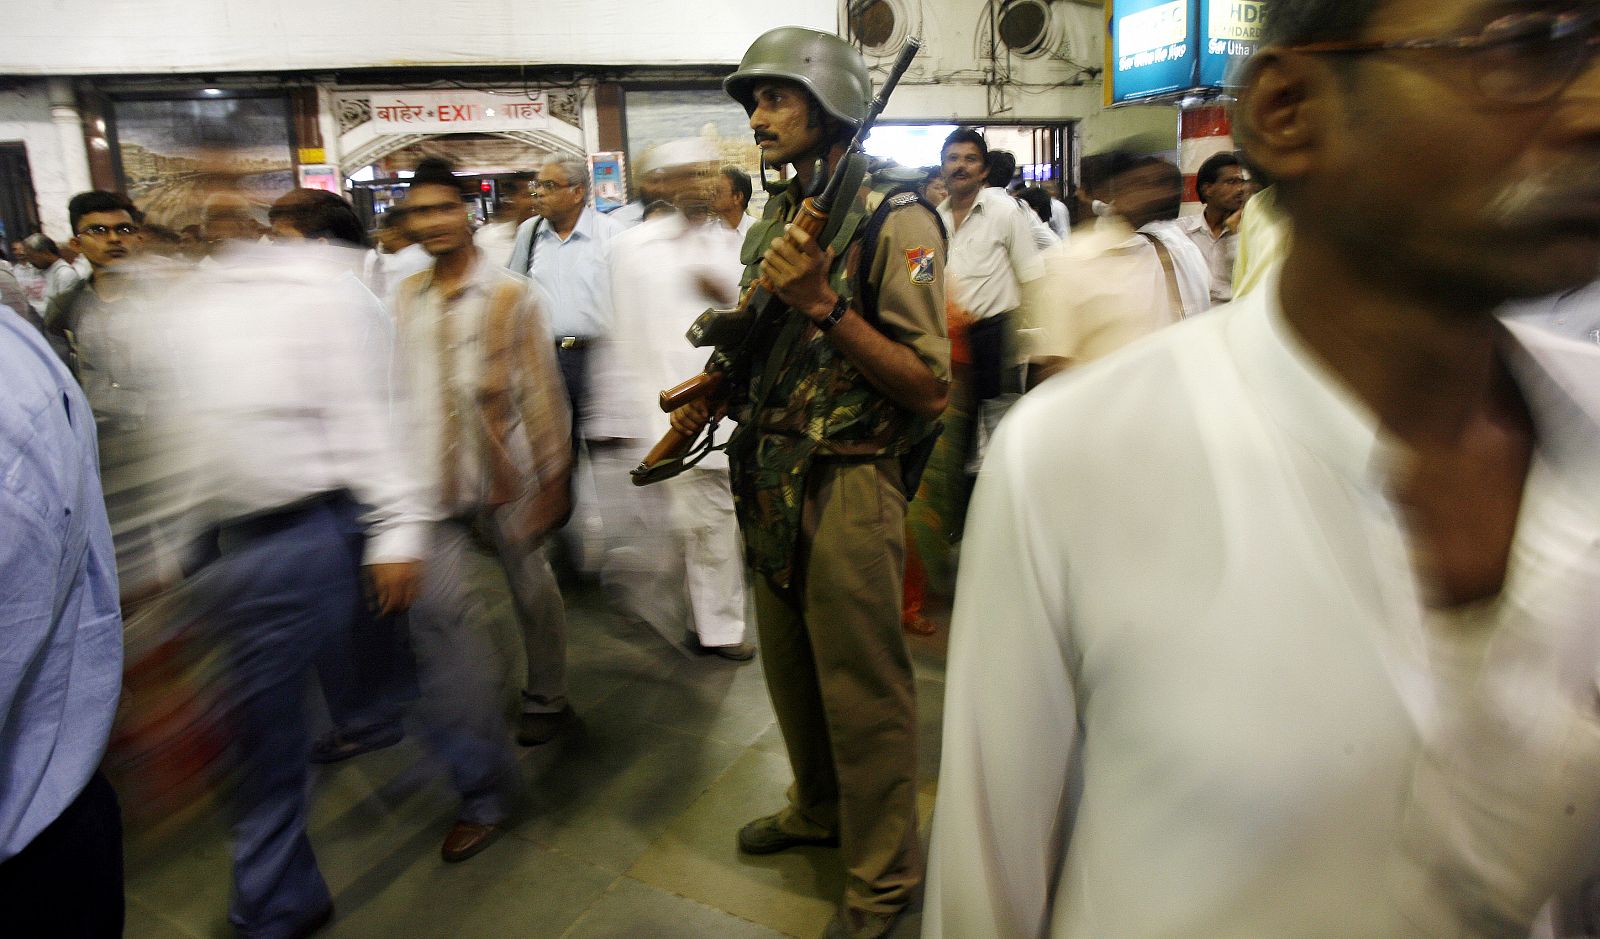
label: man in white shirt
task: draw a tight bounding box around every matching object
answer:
[473,170,537,268]
[937,127,1043,467]
[1042,179,1071,239]
[162,231,430,939]
[22,234,81,321]
[372,213,434,300]
[1026,153,1207,382]
[928,1,1600,936]
[400,158,576,758]
[987,151,1059,251]
[1178,151,1250,305]
[588,140,754,660]
[711,164,756,239]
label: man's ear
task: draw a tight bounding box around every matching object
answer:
[68,236,83,256]
[1233,50,1334,189]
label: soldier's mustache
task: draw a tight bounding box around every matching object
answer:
[754,132,779,144]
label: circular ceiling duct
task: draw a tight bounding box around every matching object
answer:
[848,0,910,54]
[997,0,1053,58]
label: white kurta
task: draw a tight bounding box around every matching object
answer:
[588,213,749,646]
[927,280,1600,938]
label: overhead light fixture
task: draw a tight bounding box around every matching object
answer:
[202,87,224,96]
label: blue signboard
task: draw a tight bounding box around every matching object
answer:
[1199,0,1267,87]
[1108,0,1269,103]
[1109,0,1197,103]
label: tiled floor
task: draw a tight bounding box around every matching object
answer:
[123,547,950,939]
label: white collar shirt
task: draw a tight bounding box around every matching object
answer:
[938,187,1043,319]
[928,279,1600,937]
[1025,217,1189,367]
[41,258,81,311]
[1142,218,1217,317]
[522,206,621,339]
[1502,277,1600,346]
[1178,211,1240,304]
[163,242,432,563]
[1048,198,1071,239]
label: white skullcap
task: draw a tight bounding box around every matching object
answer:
[640,137,720,175]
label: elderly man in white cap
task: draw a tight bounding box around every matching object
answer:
[588,137,755,660]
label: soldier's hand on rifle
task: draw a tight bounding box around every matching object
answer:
[669,398,714,437]
[763,224,839,322]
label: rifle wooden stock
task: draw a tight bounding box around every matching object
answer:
[638,425,699,475]
[659,370,722,413]
[633,371,727,486]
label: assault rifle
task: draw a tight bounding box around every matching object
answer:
[631,37,923,486]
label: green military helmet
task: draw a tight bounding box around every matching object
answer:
[724,27,871,128]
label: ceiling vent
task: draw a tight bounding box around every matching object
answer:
[846,0,913,55]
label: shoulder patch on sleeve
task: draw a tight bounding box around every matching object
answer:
[905,246,936,286]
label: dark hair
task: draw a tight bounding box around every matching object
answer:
[1079,152,1114,200]
[1119,156,1185,223]
[269,188,370,249]
[410,157,469,198]
[941,127,989,166]
[68,190,141,233]
[719,165,752,208]
[1262,0,1386,47]
[1195,152,1243,199]
[986,150,1018,189]
[1016,187,1052,225]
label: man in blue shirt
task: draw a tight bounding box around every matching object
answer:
[0,302,125,936]
[507,154,622,450]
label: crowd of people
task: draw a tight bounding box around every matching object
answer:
[4,2,1600,937]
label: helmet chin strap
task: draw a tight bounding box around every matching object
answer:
[758,146,832,195]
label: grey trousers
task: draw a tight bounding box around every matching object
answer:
[473,510,569,715]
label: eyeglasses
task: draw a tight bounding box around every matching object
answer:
[1283,8,1600,105]
[534,180,579,192]
[78,223,140,238]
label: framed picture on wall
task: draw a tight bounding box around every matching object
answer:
[110,94,296,232]
[621,86,769,217]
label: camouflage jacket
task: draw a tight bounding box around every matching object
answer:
[727,168,949,589]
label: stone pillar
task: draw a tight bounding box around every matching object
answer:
[47,78,92,198]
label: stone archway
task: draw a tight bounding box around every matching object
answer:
[339,130,584,177]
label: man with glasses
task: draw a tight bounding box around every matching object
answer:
[47,192,143,377]
[1177,151,1251,305]
[501,153,613,744]
[507,156,621,450]
[928,1,1600,935]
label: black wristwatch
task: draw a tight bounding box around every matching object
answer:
[817,295,849,332]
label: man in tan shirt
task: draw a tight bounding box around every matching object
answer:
[389,158,573,863]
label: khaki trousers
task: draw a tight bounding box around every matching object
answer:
[752,458,923,914]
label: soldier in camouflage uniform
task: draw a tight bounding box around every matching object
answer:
[670,26,950,939]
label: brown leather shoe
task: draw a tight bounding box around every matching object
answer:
[441,821,502,863]
[736,812,839,855]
